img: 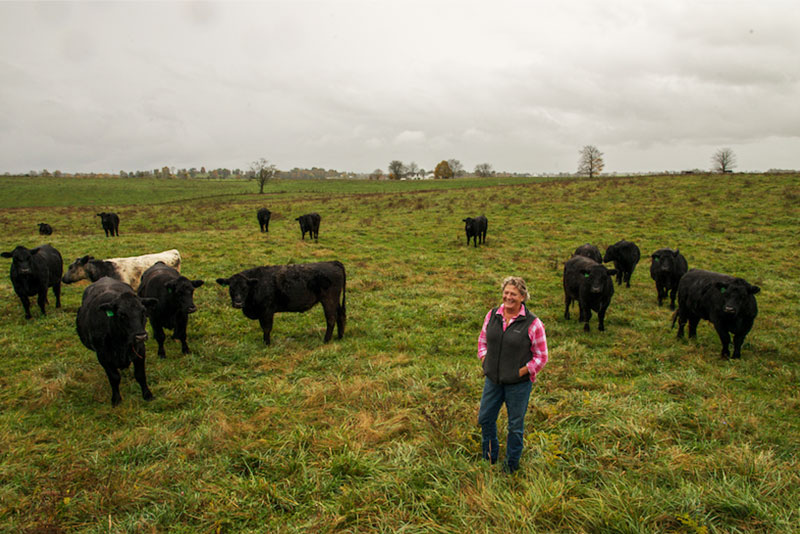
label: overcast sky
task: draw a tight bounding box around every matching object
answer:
[1,1,798,175]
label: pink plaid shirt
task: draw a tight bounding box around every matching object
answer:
[477,303,549,382]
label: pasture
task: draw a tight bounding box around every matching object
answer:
[0,173,798,533]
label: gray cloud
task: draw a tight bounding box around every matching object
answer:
[1,0,798,174]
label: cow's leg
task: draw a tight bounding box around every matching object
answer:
[732,332,746,359]
[132,353,153,401]
[336,302,346,339]
[53,281,61,308]
[466,233,470,246]
[175,315,191,354]
[321,298,337,342]
[714,324,731,359]
[37,290,48,315]
[564,295,572,320]
[668,287,677,310]
[152,321,167,358]
[688,317,700,338]
[583,307,592,332]
[100,360,123,406]
[597,306,607,331]
[18,294,32,319]
[259,314,274,345]
[676,313,686,339]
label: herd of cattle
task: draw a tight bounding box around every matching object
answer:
[2,209,760,405]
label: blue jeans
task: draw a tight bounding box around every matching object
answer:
[477,377,532,471]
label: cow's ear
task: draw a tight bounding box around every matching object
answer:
[580,269,590,277]
[98,303,115,317]
[749,285,761,295]
[141,297,159,310]
[216,278,230,286]
[1,251,11,258]
[246,278,259,288]
[674,248,680,256]
[651,254,658,261]
[30,247,42,255]
[192,280,205,288]
[607,269,618,276]
[79,255,91,264]
[715,282,728,293]
[165,280,177,293]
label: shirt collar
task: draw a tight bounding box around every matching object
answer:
[497,303,526,319]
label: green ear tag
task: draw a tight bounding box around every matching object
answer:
[167,287,173,294]
[584,273,590,278]
[720,287,726,294]
[106,310,115,317]
[654,257,659,262]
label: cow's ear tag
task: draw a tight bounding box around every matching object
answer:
[584,273,589,278]
[720,287,726,294]
[167,287,173,294]
[654,257,659,262]
[106,310,115,317]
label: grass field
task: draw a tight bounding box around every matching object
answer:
[0,173,798,533]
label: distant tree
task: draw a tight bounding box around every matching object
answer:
[577,145,604,178]
[388,160,406,180]
[53,170,62,178]
[161,166,171,178]
[434,160,454,180]
[119,170,127,178]
[250,158,277,193]
[711,148,737,173]
[447,159,464,177]
[200,166,206,174]
[369,168,384,180]
[407,161,419,177]
[474,163,493,177]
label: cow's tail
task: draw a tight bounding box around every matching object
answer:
[339,261,347,317]
[670,309,679,329]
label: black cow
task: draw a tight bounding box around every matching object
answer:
[650,248,688,309]
[295,213,321,241]
[38,223,53,235]
[257,208,271,233]
[2,244,63,319]
[138,262,204,358]
[462,215,488,247]
[216,261,346,345]
[563,255,617,332]
[603,240,641,287]
[673,269,760,359]
[97,212,120,237]
[76,277,158,405]
[573,243,602,263]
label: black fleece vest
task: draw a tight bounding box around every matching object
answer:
[483,307,536,385]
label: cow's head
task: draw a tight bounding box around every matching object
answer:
[2,246,41,275]
[98,293,158,348]
[62,255,94,284]
[602,244,618,263]
[216,274,258,309]
[462,217,474,230]
[165,277,204,314]
[715,278,760,315]
[581,265,617,294]
[651,249,678,273]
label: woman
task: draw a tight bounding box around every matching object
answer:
[477,276,549,474]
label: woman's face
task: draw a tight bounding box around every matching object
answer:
[502,284,524,310]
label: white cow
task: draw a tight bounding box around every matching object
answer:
[62,249,181,291]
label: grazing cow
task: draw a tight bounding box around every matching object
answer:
[603,240,641,287]
[257,208,271,233]
[138,262,204,358]
[76,277,158,405]
[38,223,53,235]
[573,243,602,263]
[462,215,488,247]
[673,269,760,359]
[62,249,181,291]
[563,255,617,332]
[650,248,688,309]
[2,244,63,319]
[96,212,120,237]
[295,212,321,241]
[216,261,346,345]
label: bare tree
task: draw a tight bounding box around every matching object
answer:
[407,161,419,178]
[474,163,493,177]
[369,168,384,180]
[711,148,737,173]
[388,160,406,180]
[447,159,464,177]
[250,158,277,194]
[577,145,604,178]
